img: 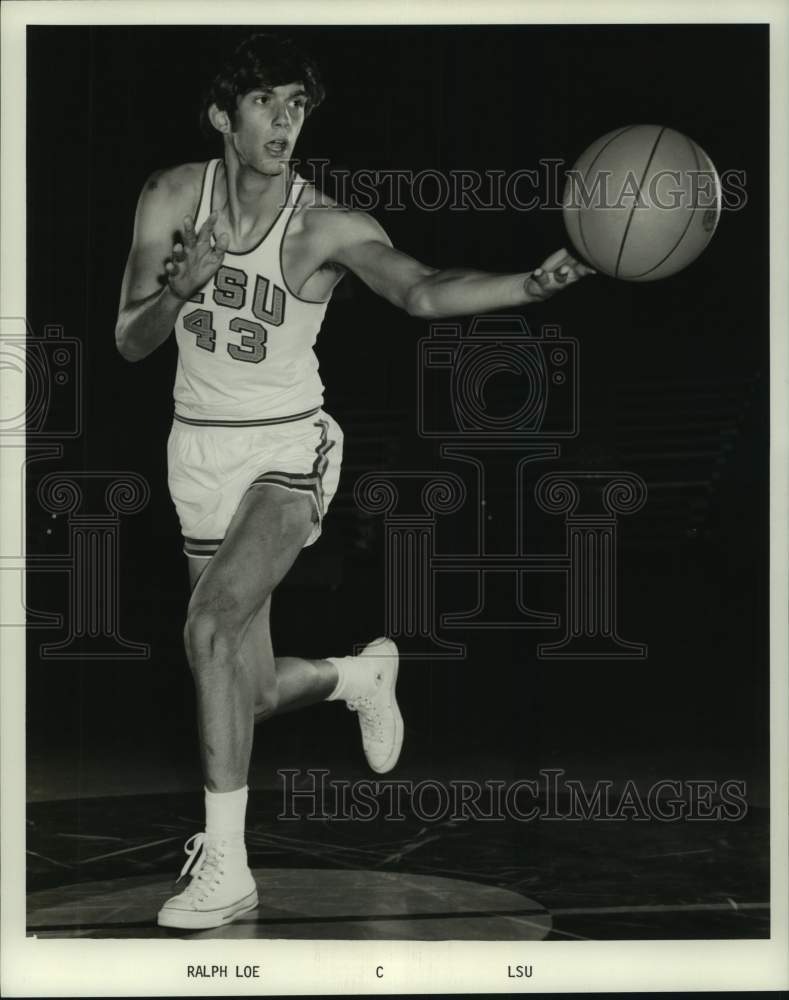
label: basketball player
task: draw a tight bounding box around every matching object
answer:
[115,34,593,930]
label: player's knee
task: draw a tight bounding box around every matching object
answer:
[184,602,242,671]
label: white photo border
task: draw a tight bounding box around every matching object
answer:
[1,0,787,995]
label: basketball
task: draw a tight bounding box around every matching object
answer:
[562,125,721,281]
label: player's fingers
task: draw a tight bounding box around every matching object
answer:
[165,261,180,275]
[197,211,219,244]
[213,231,230,254]
[564,252,596,276]
[540,248,570,271]
[172,242,186,262]
[534,268,554,288]
[182,216,197,247]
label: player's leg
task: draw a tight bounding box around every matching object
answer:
[192,541,404,763]
[183,484,315,792]
[188,526,398,731]
[184,516,402,775]
[160,414,403,929]
[158,484,314,930]
[188,558,340,714]
[239,592,403,771]
[242,595,339,717]
[191,538,402,766]
[187,555,209,589]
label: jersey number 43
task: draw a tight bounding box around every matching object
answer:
[182,268,286,365]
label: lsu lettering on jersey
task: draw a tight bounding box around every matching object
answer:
[173,159,330,425]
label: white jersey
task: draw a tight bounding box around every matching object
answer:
[173,159,330,426]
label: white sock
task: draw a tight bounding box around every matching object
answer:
[204,785,247,849]
[325,655,365,702]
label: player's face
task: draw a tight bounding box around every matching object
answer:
[230,82,307,175]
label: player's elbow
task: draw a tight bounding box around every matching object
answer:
[115,326,134,362]
[115,321,144,363]
[404,283,438,319]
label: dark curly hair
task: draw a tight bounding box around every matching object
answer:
[201,33,325,136]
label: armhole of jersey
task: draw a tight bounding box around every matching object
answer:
[285,177,306,229]
[195,159,220,228]
[275,177,302,292]
[274,173,304,245]
[278,178,337,305]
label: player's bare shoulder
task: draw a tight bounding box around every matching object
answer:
[294,180,343,243]
[295,180,391,261]
[143,161,205,203]
[135,161,208,238]
[122,161,213,307]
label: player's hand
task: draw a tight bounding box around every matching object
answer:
[165,212,230,301]
[524,248,595,302]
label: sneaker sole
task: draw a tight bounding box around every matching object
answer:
[362,637,403,774]
[157,888,259,930]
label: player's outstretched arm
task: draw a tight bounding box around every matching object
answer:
[326,211,594,319]
[115,168,228,362]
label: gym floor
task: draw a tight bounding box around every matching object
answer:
[26,775,770,941]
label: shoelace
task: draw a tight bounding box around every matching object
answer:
[176,832,227,903]
[346,694,385,743]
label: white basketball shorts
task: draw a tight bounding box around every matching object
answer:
[166,409,344,558]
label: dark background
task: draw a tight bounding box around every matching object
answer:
[26,25,769,805]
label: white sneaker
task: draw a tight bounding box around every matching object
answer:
[345,637,403,774]
[157,832,258,930]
